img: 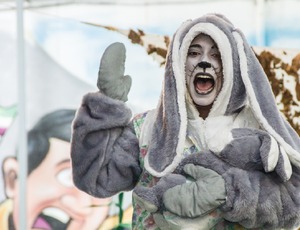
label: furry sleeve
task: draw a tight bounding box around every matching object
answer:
[71,92,142,197]
[177,152,300,229]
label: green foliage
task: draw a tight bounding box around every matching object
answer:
[112,192,131,230]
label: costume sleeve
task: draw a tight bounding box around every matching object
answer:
[220,165,300,229]
[71,92,142,198]
[177,152,300,229]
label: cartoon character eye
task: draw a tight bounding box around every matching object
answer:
[56,168,73,187]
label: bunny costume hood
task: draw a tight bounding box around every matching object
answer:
[144,13,300,178]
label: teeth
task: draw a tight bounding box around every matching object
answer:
[42,207,70,224]
[196,75,212,79]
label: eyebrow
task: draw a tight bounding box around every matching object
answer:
[189,44,218,49]
[189,44,202,49]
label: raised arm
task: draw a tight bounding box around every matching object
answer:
[71,43,142,198]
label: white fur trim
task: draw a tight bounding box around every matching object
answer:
[233,105,260,129]
[280,146,292,179]
[233,31,300,176]
[205,116,235,154]
[266,136,279,172]
[178,23,234,117]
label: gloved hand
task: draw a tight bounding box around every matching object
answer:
[133,174,186,213]
[162,164,226,218]
[175,151,300,229]
[220,128,292,181]
[152,211,223,230]
[97,42,132,102]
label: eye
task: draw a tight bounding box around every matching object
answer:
[211,53,221,59]
[56,168,73,187]
[188,51,200,57]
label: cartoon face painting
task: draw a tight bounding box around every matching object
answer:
[3,138,111,230]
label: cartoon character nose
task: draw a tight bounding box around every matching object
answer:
[198,61,212,69]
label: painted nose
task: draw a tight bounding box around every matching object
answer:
[198,61,212,69]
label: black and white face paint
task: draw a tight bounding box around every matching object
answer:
[185,34,223,107]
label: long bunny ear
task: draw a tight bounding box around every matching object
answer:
[233,30,300,179]
[143,18,200,177]
[143,38,185,177]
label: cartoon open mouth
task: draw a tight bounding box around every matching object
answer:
[194,73,215,95]
[33,208,70,230]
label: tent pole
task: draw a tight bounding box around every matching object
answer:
[16,0,27,229]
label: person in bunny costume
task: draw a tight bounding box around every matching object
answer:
[71,13,300,229]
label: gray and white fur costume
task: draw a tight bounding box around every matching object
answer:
[71,13,300,229]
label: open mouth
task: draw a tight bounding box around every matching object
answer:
[33,208,70,230]
[194,73,215,95]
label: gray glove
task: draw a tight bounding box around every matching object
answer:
[133,174,186,213]
[163,164,226,218]
[97,42,132,102]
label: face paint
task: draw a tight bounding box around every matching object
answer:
[185,34,223,107]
